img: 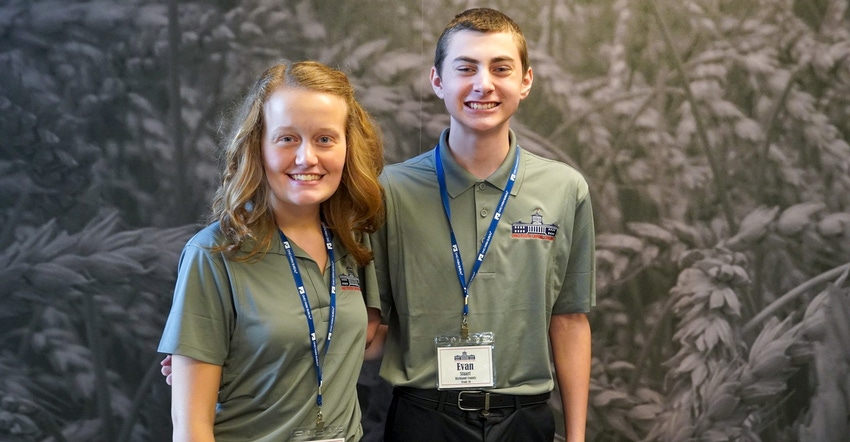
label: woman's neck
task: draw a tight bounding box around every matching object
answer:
[275,209,329,273]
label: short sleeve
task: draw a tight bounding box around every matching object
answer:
[358,233,381,311]
[553,177,596,313]
[158,238,233,365]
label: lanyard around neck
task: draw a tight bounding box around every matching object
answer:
[434,145,520,337]
[278,225,336,415]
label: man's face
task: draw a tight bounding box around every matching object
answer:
[430,30,533,136]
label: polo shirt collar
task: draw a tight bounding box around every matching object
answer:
[436,128,523,198]
[254,224,347,262]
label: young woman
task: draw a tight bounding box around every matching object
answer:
[158,61,384,442]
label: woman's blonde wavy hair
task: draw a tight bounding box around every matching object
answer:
[211,61,384,265]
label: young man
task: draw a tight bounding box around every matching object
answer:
[373,8,595,442]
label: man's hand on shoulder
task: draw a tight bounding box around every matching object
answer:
[161,354,173,386]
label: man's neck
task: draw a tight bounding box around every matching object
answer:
[446,126,511,180]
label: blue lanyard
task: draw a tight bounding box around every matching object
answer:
[278,225,336,421]
[435,145,519,337]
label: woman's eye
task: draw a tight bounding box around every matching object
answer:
[319,136,332,144]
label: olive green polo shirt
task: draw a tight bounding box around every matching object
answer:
[159,222,378,441]
[373,129,595,394]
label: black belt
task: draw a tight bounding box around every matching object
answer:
[394,387,550,413]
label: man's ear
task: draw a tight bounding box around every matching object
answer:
[520,67,534,99]
[430,66,445,99]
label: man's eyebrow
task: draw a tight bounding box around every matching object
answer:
[490,56,515,64]
[452,56,479,64]
[452,55,517,64]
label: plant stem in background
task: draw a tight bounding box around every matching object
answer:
[168,0,189,224]
[743,262,850,335]
[0,189,28,249]
[755,67,801,203]
[116,354,167,442]
[648,0,737,233]
[83,290,114,441]
[628,295,676,394]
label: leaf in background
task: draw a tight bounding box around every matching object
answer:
[26,262,88,292]
[602,410,641,441]
[722,287,742,316]
[709,289,725,310]
[626,222,676,246]
[817,212,850,236]
[708,99,744,119]
[672,268,718,299]
[596,233,644,255]
[293,0,325,40]
[749,316,790,357]
[705,393,739,420]
[591,389,633,408]
[373,51,422,81]
[749,352,790,378]
[85,252,147,282]
[57,419,102,441]
[739,379,788,404]
[635,387,664,404]
[724,205,779,248]
[238,21,263,39]
[627,403,663,421]
[595,249,631,282]
[50,343,93,374]
[776,202,826,236]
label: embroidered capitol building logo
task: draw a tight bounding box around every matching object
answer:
[511,210,557,240]
[339,267,361,290]
[453,351,476,361]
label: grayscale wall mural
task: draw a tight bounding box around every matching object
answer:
[1,0,849,440]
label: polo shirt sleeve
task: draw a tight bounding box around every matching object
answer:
[158,240,233,365]
[553,177,596,314]
[371,174,395,324]
[358,233,381,311]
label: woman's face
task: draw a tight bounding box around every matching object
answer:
[261,87,347,221]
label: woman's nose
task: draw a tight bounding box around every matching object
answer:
[295,142,318,166]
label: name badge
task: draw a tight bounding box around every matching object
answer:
[435,332,495,389]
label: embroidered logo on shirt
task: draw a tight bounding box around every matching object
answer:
[511,210,558,240]
[338,266,361,290]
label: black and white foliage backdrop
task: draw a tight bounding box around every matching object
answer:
[1,0,849,441]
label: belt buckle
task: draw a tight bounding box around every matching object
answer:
[457,390,490,413]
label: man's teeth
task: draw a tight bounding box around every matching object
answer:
[290,174,321,181]
[468,102,497,110]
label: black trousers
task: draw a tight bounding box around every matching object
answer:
[383,388,555,442]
